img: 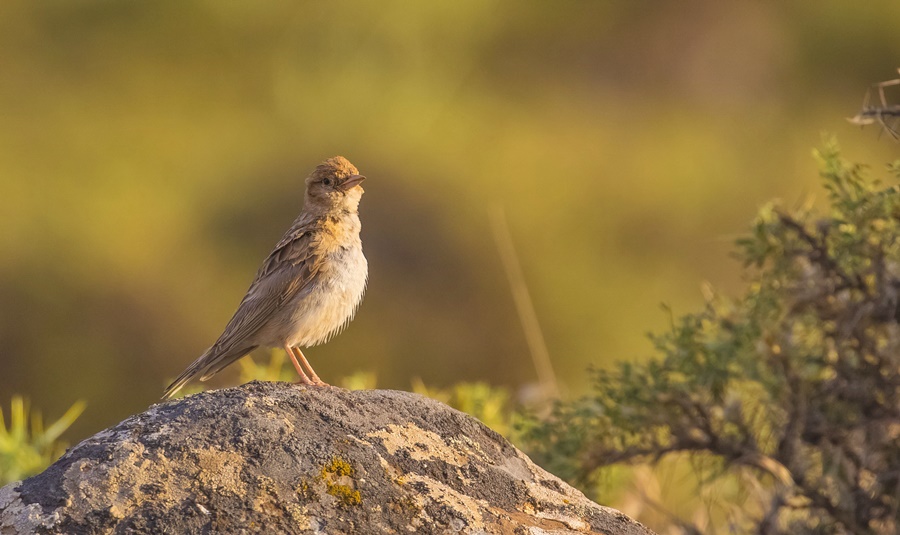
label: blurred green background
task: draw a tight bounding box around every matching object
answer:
[1,0,898,453]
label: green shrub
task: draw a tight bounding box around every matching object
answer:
[523,141,900,534]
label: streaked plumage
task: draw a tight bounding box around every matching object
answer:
[163,156,367,399]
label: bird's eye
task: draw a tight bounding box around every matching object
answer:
[323,178,332,186]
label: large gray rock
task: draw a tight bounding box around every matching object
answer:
[0,382,652,534]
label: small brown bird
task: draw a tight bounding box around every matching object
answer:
[162,156,368,399]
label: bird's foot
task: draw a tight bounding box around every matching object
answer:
[293,379,330,387]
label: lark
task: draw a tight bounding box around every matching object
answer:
[163,156,368,399]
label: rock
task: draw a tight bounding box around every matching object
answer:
[0,382,653,535]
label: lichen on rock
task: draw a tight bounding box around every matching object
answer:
[0,382,653,534]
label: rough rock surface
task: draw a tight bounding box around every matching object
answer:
[0,382,653,534]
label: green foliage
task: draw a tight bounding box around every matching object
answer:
[0,397,85,485]
[339,371,379,391]
[238,349,297,384]
[237,351,375,391]
[523,141,900,534]
[171,350,520,439]
[411,379,519,440]
[164,350,311,399]
[9,2,897,456]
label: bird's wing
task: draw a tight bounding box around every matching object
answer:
[162,221,325,398]
[209,220,325,357]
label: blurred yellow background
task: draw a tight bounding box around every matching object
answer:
[1,1,898,443]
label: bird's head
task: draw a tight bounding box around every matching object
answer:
[304,156,366,213]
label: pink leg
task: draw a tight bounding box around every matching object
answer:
[285,344,315,385]
[291,347,329,386]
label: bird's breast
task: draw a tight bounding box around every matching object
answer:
[280,215,367,348]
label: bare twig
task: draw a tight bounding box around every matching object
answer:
[848,69,900,140]
[489,204,560,400]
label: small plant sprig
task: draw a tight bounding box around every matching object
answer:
[0,396,86,485]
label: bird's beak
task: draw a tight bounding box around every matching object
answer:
[339,174,366,191]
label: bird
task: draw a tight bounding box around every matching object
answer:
[162,156,368,400]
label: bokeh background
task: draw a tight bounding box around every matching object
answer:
[2,0,899,472]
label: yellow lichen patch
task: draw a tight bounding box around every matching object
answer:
[321,457,354,478]
[325,483,361,506]
[318,456,361,507]
[296,479,317,501]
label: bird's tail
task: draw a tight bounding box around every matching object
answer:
[161,345,257,400]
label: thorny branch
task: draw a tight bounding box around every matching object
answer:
[848,69,900,140]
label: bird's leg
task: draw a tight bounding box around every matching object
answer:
[291,347,329,386]
[285,344,315,385]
